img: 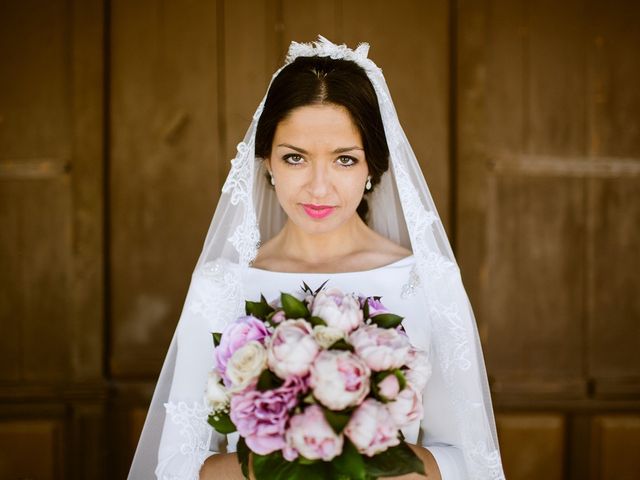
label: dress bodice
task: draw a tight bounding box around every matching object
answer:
[240,254,430,353]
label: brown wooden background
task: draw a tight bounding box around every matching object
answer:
[1,1,638,479]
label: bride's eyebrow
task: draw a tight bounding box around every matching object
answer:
[276,143,364,154]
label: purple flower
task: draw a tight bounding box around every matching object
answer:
[215,315,269,385]
[230,376,307,455]
[362,296,389,318]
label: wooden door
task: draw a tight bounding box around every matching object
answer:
[0,1,106,479]
[457,0,640,478]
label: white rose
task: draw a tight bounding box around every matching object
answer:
[312,325,345,349]
[226,341,267,392]
[267,319,320,378]
[206,370,229,411]
[311,288,363,333]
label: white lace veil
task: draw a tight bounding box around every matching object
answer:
[128,35,505,480]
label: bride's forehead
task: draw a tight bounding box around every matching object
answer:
[274,105,361,141]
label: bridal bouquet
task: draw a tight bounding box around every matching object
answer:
[206,282,431,479]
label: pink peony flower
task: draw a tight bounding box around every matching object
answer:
[377,374,401,401]
[349,325,410,371]
[310,350,370,410]
[404,346,432,392]
[311,288,363,333]
[344,399,400,456]
[268,319,320,379]
[387,383,423,428]
[229,376,307,455]
[283,405,344,461]
[216,315,269,385]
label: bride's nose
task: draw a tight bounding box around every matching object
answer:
[306,161,331,197]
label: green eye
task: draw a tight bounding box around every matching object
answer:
[338,156,357,167]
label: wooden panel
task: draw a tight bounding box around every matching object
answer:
[0,1,71,159]
[0,419,64,480]
[223,0,273,164]
[589,176,640,390]
[0,178,73,382]
[528,0,586,156]
[342,0,451,232]
[496,413,565,480]
[588,0,640,157]
[0,0,104,385]
[458,0,528,335]
[281,0,339,52]
[486,170,585,394]
[110,0,221,377]
[592,415,640,480]
[68,0,105,381]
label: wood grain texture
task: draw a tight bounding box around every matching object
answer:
[0,419,65,480]
[496,413,565,480]
[591,415,640,480]
[110,0,220,377]
[486,171,586,395]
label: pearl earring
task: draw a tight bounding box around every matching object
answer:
[365,176,372,191]
[270,172,275,186]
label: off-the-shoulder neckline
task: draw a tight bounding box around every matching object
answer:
[245,254,415,275]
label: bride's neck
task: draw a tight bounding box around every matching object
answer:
[276,215,370,265]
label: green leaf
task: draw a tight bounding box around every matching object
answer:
[237,437,250,479]
[308,316,327,327]
[363,297,370,319]
[362,441,425,478]
[245,295,275,320]
[369,313,404,329]
[330,439,366,480]
[328,339,354,352]
[281,292,310,318]
[212,332,222,347]
[207,411,236,434]
[252,450,331,480]
[322,407,351,434]
[256,369,284,391]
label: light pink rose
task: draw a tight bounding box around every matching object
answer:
[404,347,432,392]
[267,319,320,379]
[310,350,370,410]
[311,288,363,333]
[283,405,344,461]
[349,325,410,371]
[344,399,400,456]
[230,376,307,455]
[387,383,423,428]
[377,374,401,401]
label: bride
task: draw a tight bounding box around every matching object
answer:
[128,36,505,480]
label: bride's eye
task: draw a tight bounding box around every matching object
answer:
[282,153,304,165]
[337,156,357,167]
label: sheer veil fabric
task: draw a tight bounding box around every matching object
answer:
[128,36,505,480]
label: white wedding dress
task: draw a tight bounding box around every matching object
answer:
[154,254,467,480]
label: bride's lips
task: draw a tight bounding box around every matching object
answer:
[302,203,335,219]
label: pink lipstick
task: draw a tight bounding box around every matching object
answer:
[302,204,335,219]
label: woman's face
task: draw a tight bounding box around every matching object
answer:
[266,103,369,235]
